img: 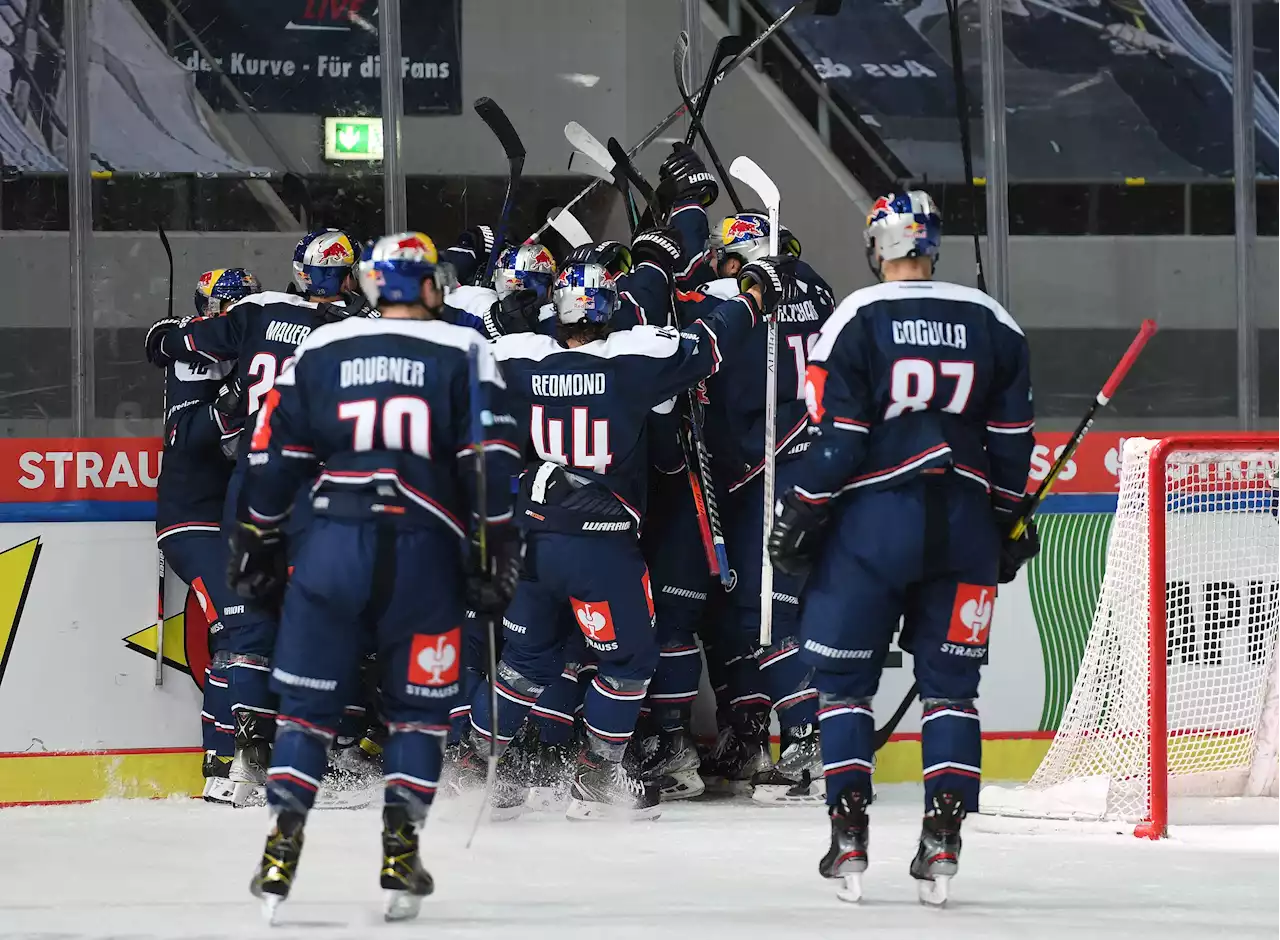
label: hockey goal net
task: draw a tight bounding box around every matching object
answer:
[982,434,1280,837]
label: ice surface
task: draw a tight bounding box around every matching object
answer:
[0,784,1275,940]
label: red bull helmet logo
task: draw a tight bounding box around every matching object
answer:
[720,214,767,246]
[316,237,354,264]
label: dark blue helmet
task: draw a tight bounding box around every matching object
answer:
[193,267,260,315]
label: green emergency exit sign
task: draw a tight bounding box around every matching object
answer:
[324,117,384,162]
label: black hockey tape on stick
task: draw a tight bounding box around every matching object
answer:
[676,31,746,212]
[606,137,661,224]
[474,97,526,282]
[528,0,842,243]
[154,220,174,688]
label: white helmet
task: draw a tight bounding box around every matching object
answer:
[553,262,619,325]
[493,242,558,301]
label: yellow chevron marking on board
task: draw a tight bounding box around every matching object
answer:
[0,537,41,690]
[122,611,189,674]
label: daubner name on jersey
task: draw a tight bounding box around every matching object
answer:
[776,299,821,323]
[264,321,313,346]
[892,319,968,350]
[340,356,426,389]
[531,373,607,397]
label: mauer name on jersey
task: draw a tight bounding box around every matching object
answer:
[265,321,313,346]
[892,319,968,350]
[776,299,822,323]
[530,373,607,397]
[339,356,427,389]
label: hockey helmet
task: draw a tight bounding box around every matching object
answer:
[494,242,558,302]
[292,228,356,298]
[553,262,619,325]
[714,212,801,267]
[864,191,942,277]
[359,232,458,308]
[193,267,260,316]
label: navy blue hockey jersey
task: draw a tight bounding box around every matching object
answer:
[493,292,761,532]
[242,317,523,537]
[156,355,236,541]
[790,279,1034,514]
[158,291,352,461]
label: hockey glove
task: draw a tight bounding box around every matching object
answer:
[656,142,719,216]
[565,241,633,278]
[466,530,523,616]
[483,288,541,338]
[998,518,1040,584]
[767,490,830,577]
[144,317,182,367]
[214,376,243,419]
[454,225,496,282]
[227,522,288,607]
[219,429,242,463]
[629,227,683,279]
[738,257,799,317]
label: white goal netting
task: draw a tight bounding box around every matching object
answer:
[983,437,1280,825]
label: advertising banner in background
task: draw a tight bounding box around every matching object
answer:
[142,0,463,115]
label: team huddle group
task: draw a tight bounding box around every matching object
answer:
[142,142,1040,919]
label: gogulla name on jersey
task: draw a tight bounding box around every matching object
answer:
[892,319,968,350]
[264,320,313,346]
[530,372,607,397]
[339,356,427,389]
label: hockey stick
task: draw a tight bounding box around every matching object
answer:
[529,0,843,242]
[545,207,593,249]
[674,31,745,212]
[603,140,733,584]
[564,122,642,232]
[154,221,174,688]
[728,156,780,647]
[1011,319,1157,537]
[871,319,1159,748]
[465,342,500,850]
[685,34,751,151]
[474,98,526,284]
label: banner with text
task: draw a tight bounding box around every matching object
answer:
[149,0,462,115]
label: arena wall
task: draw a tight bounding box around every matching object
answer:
[0,431,1225,805]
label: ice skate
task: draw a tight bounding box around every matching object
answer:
[566,750,661,821]
[910,790,964,907]
[229,711,272,787]
[380,805,434,922]
[700,726,772,795]
[525,740,575,812]
[447,739,526,820]
[819,788,871,903]
[201,751,237,805]
[639,727,705,801]
[751,724,825,804]
[314,740,382,810]
[249,810,305,924]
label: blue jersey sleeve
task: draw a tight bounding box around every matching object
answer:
[159,307,249,365]
[983,321,1036,518]
[668,200,715,288]
[451,348,526,532]
[617,262,672,328]
[787,308,874,504]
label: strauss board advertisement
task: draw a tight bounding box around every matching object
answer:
[0,433,1271,804]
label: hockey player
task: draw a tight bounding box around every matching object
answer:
[766,191,1040,904]
[155,267,260,805]
[144,228,364,795]
[463,242,793,820]
[659,144,836,803]
[228,232,523,922]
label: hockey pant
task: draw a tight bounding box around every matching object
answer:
[469,531,658,761]
[726,470,816,731]
[265,518,464,820]
[161,530,237,757]
[799,473,999,812]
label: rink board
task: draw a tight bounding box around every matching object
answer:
[0,432,1249,805]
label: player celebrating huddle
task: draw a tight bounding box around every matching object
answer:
[228,232,523,922]
[462,237,795,820]
[766,192,1039,904]
[145,228,366,795]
